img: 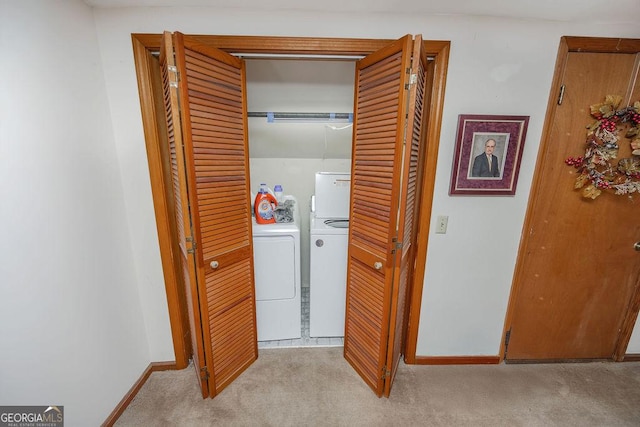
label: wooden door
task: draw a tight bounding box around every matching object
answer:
[160,31,258,396]
[344,35,427,396]
[505,38,640,361]
[160,32,209,397]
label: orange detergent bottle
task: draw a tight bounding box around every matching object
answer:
[254,183,278,224]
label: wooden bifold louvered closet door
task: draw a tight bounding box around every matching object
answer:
[160,31,257,398]
[344,34,427,397]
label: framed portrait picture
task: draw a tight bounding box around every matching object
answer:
[449,114,529,195]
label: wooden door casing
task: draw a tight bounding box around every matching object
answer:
[505,38,640,361]
[133,34,450,393]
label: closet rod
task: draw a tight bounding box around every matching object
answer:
[247,112,353,121]
[234,53,364,60]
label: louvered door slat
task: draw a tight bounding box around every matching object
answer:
[194,168,247,178]
[192,145,244,155]
[195,168,245,179]
[201,234,249,252]
[200,216,246,230]
[171,32,257,398]
[190,111,244,128]
[187,79,243,102]
[356,139,395,148]
[358,117,399,130]
[356,93,400,111]
[185,58,242,85]
[358,81,401,99]
[186,85,242,112]
[191,119,244,136]
[185,50,242,80]
[201,227,246,242]
[191,123,244,139]
[359,53,403,84]
[189,96,243,116]
[358,111,398,124]
[185,60,242,93]
[187,78,242,102]
[351,212,388,233]
[199,195,246,207]
[357,100,401,119]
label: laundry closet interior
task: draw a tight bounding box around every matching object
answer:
[246,57,355,347]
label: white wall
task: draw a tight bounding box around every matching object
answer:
[246,58,355,160]
[90,6,640,361]
[0,1,154,425]
[1,3,637,424]
[630,322,640,353]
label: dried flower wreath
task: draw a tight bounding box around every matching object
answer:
[565,95,640,199]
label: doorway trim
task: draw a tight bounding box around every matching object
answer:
[501,36,640,363]
[131,34,450,367]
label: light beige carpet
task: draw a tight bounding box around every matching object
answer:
[115,347,640,426]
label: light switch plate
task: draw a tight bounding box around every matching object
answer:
[435,215,448,234]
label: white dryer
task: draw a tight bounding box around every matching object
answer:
[309,172,350,338]
[252,196,301,341]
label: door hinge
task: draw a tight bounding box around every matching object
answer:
[557,85,565,105]
[405,73,417,89]
[186,236,197,254]
[503,328,512,358]
[391,239,403,254]
[168,65,179,87]
[381,366,391,379]
[200,366,210,381]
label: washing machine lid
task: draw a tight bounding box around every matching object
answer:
[310,213,349,235]
[323,219,349,228]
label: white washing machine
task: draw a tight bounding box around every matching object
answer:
[252,196,301,341]
[309,172,351,338]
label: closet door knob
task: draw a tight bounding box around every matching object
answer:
[210,260,219,269]
[373,262,383,270]
[634,242,640,251]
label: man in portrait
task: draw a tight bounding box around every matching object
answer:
[471,138,500,177]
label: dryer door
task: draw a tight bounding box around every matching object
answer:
[253,235,296,301]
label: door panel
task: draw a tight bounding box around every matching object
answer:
[507,46,640,360]
[383,35,428,397]
[164,31,258,397]
[344,34,424,397]
[160,32,209,398]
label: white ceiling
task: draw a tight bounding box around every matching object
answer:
[82,0,640,23]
